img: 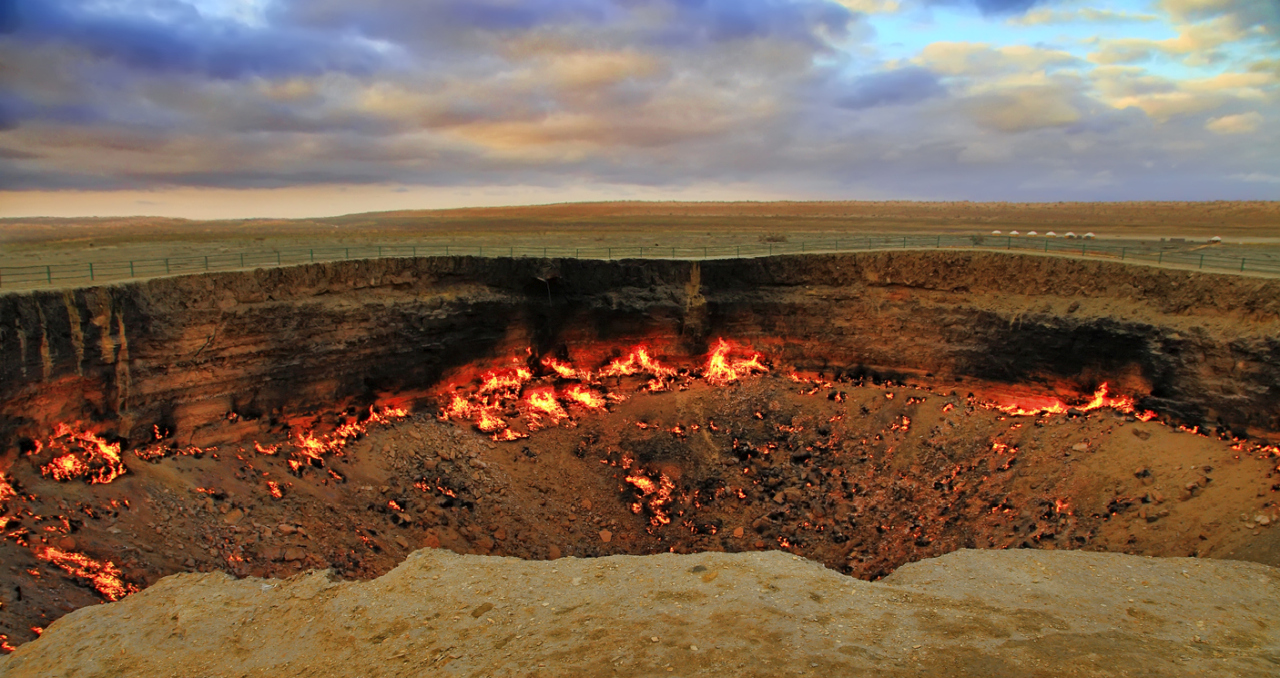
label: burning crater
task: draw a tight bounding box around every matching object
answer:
[1,251,1279,651]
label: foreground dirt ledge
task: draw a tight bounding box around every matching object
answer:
[2,549,1277,677]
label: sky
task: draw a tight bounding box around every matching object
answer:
[0,0,1277,218]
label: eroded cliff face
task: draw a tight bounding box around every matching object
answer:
[2,252,1278,451]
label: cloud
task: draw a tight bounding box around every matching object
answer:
[1011,8,1158,26]
[1206,111,1262,134]
[919,0,1054,17]
[915,42,1078,76]
[836,66,945,108]
[8,0,393,80]
[964,86,1082,131]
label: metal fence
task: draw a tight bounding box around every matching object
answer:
[2,234,1277,290]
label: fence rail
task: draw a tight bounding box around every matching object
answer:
[2,235,1278,290]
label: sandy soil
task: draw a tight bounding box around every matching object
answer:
[2,547,1278,677]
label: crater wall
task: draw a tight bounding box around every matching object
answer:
[2,252,1278,449]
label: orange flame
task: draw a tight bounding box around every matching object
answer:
[542,355,586,380]
[564,384,606,410]
[994,383,1156,420]
[35,424,126,484]
[36,547,137,601]
[703,338,768,385]
[602,346,675,379]
[525,389,569,423]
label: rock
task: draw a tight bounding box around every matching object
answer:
[1131,429,1152,441]
[283,548,305,562]
[55,537,76,551]
[222,509,243,525]
[1071,443,1090,452]
[439,450,453,461]
[1257,515,1271,526]
[547,546,562,560]
[580,499,592,511]
[599,530,612,543]
[732,527,745,538]
[492,528,507,542]
[394,536,410,549]
[278,524,296,535]
[422,459,438,471]
[14,549,1272,678]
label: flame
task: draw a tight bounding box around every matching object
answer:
[36,547,137,601]
[993,383,1157,420]
[478,366,533,394]
[564,384,606,410]
[254,442,280,455]
[625,471,675,526]
[34,424,126,484]
[0,475,16,504]
[601,346,675,379]
[703,338,768,385]
[542,355,586,380]
[266,480,283,499]
[525,389,568,423]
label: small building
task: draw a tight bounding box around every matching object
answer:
[1026,231,1038,236]
[992,230,1003,235]
[1065,232,1077,239]
[1209,236,1223,243]
[1009,230,1020,236]
[1046,231,1058,237]
[1083,232,1095,239]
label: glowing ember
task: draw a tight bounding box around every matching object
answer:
[625,470,675,526]
[542,355,586,380]
[266,480,284,499]
[36,547,136,601]
[0,475,15,504]
[703,338,768,385]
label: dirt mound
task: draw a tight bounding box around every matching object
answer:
[2,547,1277,677]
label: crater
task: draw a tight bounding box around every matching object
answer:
[1,251,1278,651]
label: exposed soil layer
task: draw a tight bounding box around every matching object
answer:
[4,548,1279,678]
[2,252,1280,651]
[2,252,1279,449]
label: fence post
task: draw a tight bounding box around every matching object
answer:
[510,247,513,257]
[378,246,382,258]
[1241,258,1246,272]
[130,261,135,277]
[276,252,281,266]
[46,265,51,284]
[1081,242,1086,256]
[1158,251,1162,264]
[703,246,707,258]
[345,248,350,259]
[671,247,675,258]
[445,246,449,256]
[800,242,804,253]
[1120,248,1125,261]
[1199,254,1204,269]
[1043,240,1048,253]
[204,256,209,270]
[544,247,547,258]
[608,247,612,260]
[737,245,741,257]
[310,249,315,262]
[936,235,941,248]
[240,253,245,267]
[89,263,94,281]
[412,246,416,258]
[165,258,170,274]
[1006,237,1011,250]
[769,244,773,256]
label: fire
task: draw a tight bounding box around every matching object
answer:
[266,480,284,499]
[33,423,126,485]
[564,384,606,410]
[542,355,585,380]
[602,346,675,379]
[478,366,533,394]
[525,389,568,423]
[36,547,137,602]
[254,442,280,455]
[625,470,675,526]
[703,338,768,385]
[993,383,1157,420]
[0,475,16,504]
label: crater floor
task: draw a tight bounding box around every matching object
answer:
[2,371,1277,651]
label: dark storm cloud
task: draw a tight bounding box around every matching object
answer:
[8,0,389,79]
[836,67,945,109]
